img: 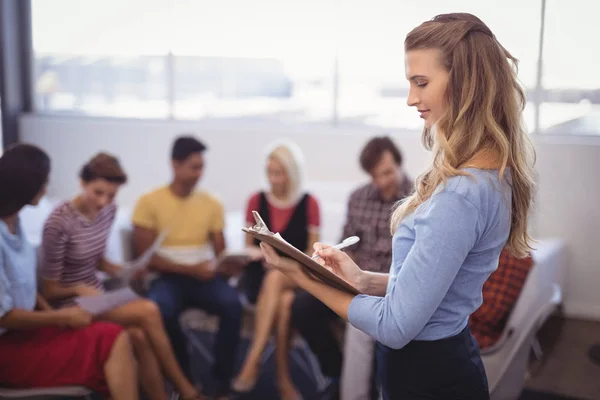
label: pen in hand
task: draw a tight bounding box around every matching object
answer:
[311,236,360,260]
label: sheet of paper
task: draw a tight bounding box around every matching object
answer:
[75,287,139,316]
[119,230,169,281]
[157,245,214,267]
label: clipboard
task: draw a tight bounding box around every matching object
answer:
[242,211,362,295]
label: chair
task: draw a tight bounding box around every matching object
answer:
[484,284,561,400]
[119,226,135,263]
[481,239,566,400]
[0,386,94,399]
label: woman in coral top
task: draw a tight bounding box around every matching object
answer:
[233,141,320,400]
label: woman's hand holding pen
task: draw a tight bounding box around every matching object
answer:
[312,242,365,290]
[259,241,366,291]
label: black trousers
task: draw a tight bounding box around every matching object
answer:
[377,326,489,400]
[238,260,265,304]
[291,289,343,378]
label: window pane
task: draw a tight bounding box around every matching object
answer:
[540,0,600,135]
[170,0,335,122]
[32,0,170,118]
[336,0,541,130]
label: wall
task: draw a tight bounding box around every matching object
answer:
[531,137,600,319]
[19,114,600,320]
[19,116,431,211]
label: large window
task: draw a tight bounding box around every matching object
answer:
[30,0,599,135]
[32,0,335,122]
[540,0,600,135]
[336,0,541,130]
[169,0,335,122]
[32,0,170,118]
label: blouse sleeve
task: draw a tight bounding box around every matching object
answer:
[0,248,14,318]
[347,191,480,349]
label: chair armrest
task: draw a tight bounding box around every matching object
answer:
[480,328,514,356]
[481,284,562,357]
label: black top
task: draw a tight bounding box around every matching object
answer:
[255,191,310,253]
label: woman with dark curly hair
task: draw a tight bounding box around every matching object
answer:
[0,144,138,400]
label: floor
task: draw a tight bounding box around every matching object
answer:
[523,315,600,400]
[184,310,600,400]
[520,390,589,400]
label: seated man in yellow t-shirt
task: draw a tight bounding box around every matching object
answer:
[132,136,242,400]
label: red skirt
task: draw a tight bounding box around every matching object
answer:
[0,321,123,397]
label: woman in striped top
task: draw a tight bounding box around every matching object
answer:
[40,153,203,400]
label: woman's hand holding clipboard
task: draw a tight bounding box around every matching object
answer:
[242,211,363,295]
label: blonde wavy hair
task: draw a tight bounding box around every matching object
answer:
[391,13,536,257]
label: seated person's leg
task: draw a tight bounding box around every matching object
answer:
[100,275,201,400]
[234,269,297,392]
[147,275,189,378]
[0,322,138,400]
[239,260,266,304]
[186,275,243,396]
[370,347,380,400]
[105,327,141,400]
[340,323,376,400]
[291,290,343,383]
[275,290,301,400]
[127,327,170,400]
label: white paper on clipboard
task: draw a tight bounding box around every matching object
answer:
[118,230,169,281]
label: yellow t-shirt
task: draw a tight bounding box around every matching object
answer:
[131,186,225,248]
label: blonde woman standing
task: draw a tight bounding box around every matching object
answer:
[257,13,536,400]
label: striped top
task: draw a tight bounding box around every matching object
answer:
[0,218,37,336]
[40,202,116,307]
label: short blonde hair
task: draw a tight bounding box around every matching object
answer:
[265,140,305,202]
